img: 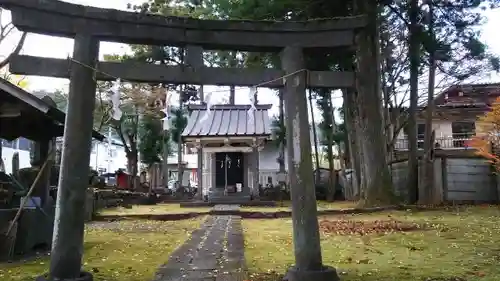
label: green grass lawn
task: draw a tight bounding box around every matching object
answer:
[97,203,212,216]
[0,216,206,281]
[242,200,357,212]
[243,205,500,281]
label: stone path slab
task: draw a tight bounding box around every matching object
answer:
[212,205,241,211]
[153,205,245,281]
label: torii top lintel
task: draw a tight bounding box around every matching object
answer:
[0,0,367,51]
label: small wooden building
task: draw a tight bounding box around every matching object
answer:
[0,77,104,255]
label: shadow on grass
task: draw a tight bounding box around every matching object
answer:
[246,271,467,281]
[15,271,123,281]
[3,241,116,263]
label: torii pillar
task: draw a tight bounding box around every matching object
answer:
[281,46,339,281]
[186,45,205,201]
[46,34,99,281]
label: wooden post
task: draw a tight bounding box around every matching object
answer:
[0,137,3,172]
[48,34,99,281]
[441,156,448,202]
[195,141,203,200]
[252,140,260,199]
[30,137,52,207]
[186,45,204,200]
[281,46,338,281]
[490,161,498,203]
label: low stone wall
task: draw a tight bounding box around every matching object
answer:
[85,189,120,221]
[180,200,277,207]
[85,189,94,222]
[93,205,413,221]
[85,189,161,220]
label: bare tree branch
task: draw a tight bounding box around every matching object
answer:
[0,31,27,70]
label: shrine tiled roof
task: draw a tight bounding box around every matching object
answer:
[181,104,272,139]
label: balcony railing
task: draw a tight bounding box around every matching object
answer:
[394,135,474,150]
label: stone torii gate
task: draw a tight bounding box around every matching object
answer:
[0,1,367,280]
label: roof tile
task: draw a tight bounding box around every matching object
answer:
[181,104,272,138]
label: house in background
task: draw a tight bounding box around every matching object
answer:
[395,82,500,150]
[1,137,127,175]
[88,139,128,174]
[1,138,32,173]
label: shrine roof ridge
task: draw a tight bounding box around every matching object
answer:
[187,104,273,111]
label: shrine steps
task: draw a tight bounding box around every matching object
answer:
[180,200,276,207]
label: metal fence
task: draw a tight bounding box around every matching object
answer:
[394,136,474,150]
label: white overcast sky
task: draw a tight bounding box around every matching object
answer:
[1,0,500,122]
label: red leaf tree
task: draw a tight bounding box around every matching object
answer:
[470,97,500,171]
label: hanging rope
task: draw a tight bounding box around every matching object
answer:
[67,56,309,126]
[67,57,309,96]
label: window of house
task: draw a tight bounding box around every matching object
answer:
[451,122,475,147]
[452,122,475,137]
[417,124,426,138]
[108,149,117,158]
[417,124,425,149]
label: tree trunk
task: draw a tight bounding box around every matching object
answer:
[229,86,235,104]
[278,89,286,204]
[354,0,396,207]
[330,95,344,170]
[177,102,184,188]
[278,89,286,175]
[421,0,438,205]
[308,89,321,182]
[342,83,362,200]
[407,0,420,204]
[343,130,351,168]
[186,45,204,199]
[136,105,143,175]
[229,52,236,104]
[116,123,138,190]
[326,96,336,202]
[177,132,183,187]
[163,130,169,187]
[127,150,138,190]
[382,60,393,162]
[354,109,367,200]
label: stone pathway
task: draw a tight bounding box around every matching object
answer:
[212,204,241,212]
[153,205,245,281]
